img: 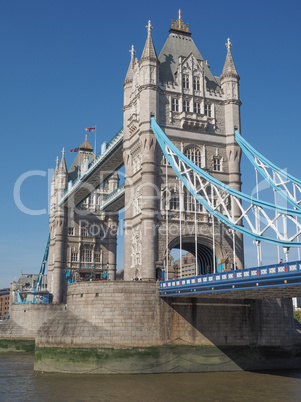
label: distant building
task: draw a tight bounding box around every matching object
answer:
[0,288,10,320]
[174,253,197,278]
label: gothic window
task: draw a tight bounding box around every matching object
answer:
[68,227,74,236]
[194,102,201,114]
[172,98,179,112]
[81,227,88,237]
[95,252,101,263]
[71,252,78,262]
[183,100,190,112]
[205,104,211,117]
[185,190,202,212]
[80,247,92,262]
[170,189,179,210]
[185,147,202,168]
[193,77,200,91]
[182,74,189,89]
[213,157,221,171]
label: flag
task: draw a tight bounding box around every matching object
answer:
[70,147,80,153]
[85,127,96,132]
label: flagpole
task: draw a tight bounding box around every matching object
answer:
[94,124,97,157]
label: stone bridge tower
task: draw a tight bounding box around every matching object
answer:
[123,12,243,281]
[48,139,119,303]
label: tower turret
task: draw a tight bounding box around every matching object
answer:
[57,148,68,196]
[48,148,68,303]
[221,38,241,133]
[221,39,243,268]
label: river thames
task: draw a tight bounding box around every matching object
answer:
[1,354,301,401]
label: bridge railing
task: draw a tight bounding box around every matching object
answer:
[160,260,301,292]
[87,128,123,170]
[99,184,125,211]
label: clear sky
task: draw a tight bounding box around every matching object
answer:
[1,0,301,288]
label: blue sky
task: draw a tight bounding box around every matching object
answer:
[1,0,301,288]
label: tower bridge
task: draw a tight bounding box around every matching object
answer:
[45,11,301,304]
[7,11,301,375]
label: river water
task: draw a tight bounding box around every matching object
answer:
[1,354,301,401]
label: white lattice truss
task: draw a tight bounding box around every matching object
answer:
[151,117,301,247]
[235,130,301,209]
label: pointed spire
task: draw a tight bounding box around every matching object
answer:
[221,38,239,79]
[141,20,158,62]
[124,45,136,84]
[54,155,59,173]
[58,147,67,173]
[51,156,59,184]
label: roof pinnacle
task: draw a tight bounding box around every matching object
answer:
[58,147,67,173]
[146,20,153,35]
[226,38,232,51]
[221,37,239,80]
[129,45,136,60]
[141,19,158,62]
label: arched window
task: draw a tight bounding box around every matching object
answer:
[185,147,202,168]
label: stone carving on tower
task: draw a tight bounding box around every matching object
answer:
[123,11,244,281]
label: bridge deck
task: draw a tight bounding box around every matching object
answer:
[99,184,125,212]
[59,129,124,207]
[160,261,301,299]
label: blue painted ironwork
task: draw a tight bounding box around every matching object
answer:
[235,129,301,209]
[159,260,301,297]
[33,234,50,293]
[14,236,50,304]
[151,117,301,247]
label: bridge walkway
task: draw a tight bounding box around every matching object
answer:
[59,129,124,208]
[160,261,301,299]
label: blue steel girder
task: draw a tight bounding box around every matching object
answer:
[33,234,50,292]
[59,129,124,208]
[160,260,301,299]
[151,117,301,247]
